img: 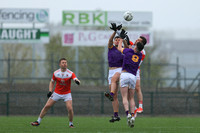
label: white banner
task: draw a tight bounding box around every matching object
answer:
[0,8,49,23]
[62,30,153,46]
[62,11,152,27]
[0,28,49,44]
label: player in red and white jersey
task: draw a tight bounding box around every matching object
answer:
[52,68,77,95]
[129,36,147,114]
[31,58,80,128]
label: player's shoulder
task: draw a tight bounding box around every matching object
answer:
[123,48,130,52]
[54,69,61,74]
[141,49,146,55]
[66,69,74,74]
[108,45,114,49]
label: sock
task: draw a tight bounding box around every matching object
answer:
[114,112,118,117]
[110,92,114,97]
[37,117,42,123]
[139,101,143,108]
[125,110,129,116]
[69,121,73,126]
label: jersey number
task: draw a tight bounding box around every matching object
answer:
[132,55,139,62]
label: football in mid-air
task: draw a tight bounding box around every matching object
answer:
[123,11,133,21]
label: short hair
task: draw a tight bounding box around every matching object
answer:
[114,36,120,39]
[59,58,67,64]
[140,36,147,45]
[136,42,144,52]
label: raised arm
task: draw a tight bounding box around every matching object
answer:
[124,35,131,48]
[108,31,116,48]
[123,40,129,48]
[117,29,128,51]
[108,23,122,48]
[117,38,123,52]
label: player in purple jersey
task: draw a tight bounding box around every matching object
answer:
[125,35,147,114]
[104,23,124,122]
[117,29,144,128]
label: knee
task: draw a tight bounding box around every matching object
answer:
[111,77,118,83]
[113,94,118,100]
[67,106,73,112]
[44,104,52,110]
[122,99,128,106]
[135,85,140,92]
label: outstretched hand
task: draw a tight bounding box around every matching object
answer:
[110,23,117,31]
[116,24,122,30]
[120,29,128,39]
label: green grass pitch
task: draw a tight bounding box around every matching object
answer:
[0,116,200,133]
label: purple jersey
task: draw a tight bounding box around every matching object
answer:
[121,48,142,76]
[108,46,124,67]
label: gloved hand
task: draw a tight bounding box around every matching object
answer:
[110,23,117,31]
[116,24,122,30]
[120,29,128,39]
[125,35,130,45]
[47,91,52,98]
[75,79,80,85]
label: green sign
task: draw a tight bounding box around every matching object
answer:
[62,10,152,27]
[0,28,49,43]
[62,11,107,26]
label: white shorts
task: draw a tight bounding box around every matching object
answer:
[136,69,140,80]
[50,92,72,102]
[120,72,137,89]
[108,68,122,85]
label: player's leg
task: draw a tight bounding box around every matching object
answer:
[106,72,121,122]
[39,98,57,118]
[110,85,120,122]
[64,93,74,128]
[31,98,56,126]
[135,79,143,112]
[105,72,120,101]
[111,72,120,115]
[120,86,131,126]
[120,86,129,114]
[65,100,74,127]
[105,70,114,101]
[128,89,136,116]
[110,72,120,96]
[128,88,136,128]
[135,70,143,113]
[105,68,121,101]
[120,73,129,116]
[105,71,120,101]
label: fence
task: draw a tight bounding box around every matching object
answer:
[1,54,198,90]
[0,91,200,116]
[0,56,200,116]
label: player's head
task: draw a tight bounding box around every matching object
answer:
[114,36,120,46]
[134,42,144,52]
[59,58,67,69]
[140,36,147,45]
[134,36,147,46]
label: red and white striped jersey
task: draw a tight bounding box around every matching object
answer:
[51,68,77,94]
[139,49,146,68]
[132,43,146,68]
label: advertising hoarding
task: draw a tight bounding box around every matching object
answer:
[0,8,49,23]
[62,10,152,27]
[0,28,49,43]
[62,30,153,46]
